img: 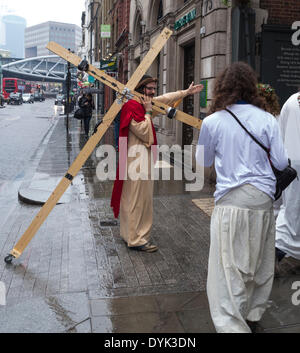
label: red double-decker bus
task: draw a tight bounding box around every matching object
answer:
[24,82,32,94]
[2,78,26,100]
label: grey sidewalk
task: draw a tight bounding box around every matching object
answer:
[0,114,300,333]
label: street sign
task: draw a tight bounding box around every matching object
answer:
[101,25,111,38]
[88,75,95,83]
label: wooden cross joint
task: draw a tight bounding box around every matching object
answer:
[116,87,134,105]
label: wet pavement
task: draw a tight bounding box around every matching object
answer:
[0,112,300,334]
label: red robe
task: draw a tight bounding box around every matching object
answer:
[110,99,157,218]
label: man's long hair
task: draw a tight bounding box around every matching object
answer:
[135,75,158,94]
[209,62,265,114]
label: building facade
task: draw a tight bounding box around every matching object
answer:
[0,49,11,58]
[127,0,300,150]
[0,15,26,58]
[129,0,220,150]
[80,0,131,113]
[100,0,131,111]
[25,21,82,58]
[81,0,300,167]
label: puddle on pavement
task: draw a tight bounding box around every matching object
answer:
[46,296,76,330]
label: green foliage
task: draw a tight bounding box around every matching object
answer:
[222,0,231,6]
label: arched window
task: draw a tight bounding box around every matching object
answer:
[133,12,143,42]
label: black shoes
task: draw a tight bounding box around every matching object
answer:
[130,243,158,253]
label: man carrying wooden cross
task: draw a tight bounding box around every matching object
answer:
[4,27,203,264]
[111,75,203,252]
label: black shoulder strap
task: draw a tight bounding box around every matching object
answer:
[225,108,270,154]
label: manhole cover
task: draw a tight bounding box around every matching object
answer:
[100,220,118,227]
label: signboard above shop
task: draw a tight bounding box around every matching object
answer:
[174,8,196,31]
[100,57,117,72]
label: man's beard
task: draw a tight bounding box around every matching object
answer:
[146,93,155,98]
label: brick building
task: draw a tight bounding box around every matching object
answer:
[113,0,130,85]
[260,0,300,25]
[90,0,131,113]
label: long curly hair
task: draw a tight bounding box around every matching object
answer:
[209,62,266,114]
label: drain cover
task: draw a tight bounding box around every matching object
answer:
[100,220,118,227]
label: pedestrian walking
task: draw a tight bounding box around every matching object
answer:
[196,62,289,333]
[111,75,203,252]
[78,92,95,138]
[275,91,300,275]
[51,102,63,124]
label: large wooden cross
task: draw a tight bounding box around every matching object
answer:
[4,27,203,264]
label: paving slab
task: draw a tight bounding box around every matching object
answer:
[0,292,90,333]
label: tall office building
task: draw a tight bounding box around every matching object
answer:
[25,21,82,58]
[0,15,26,58]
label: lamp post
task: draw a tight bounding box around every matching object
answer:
[66,60,71,132]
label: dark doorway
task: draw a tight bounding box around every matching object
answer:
[182,43,195,146]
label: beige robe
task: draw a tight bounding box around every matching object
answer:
[120,90,188,247]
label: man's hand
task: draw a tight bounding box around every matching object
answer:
[141,95,153,114]
[187,82,204,95]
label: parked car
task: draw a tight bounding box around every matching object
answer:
[55,94,66,106]
[33,92,45,102]
[22,93,34,104]
[0,93,4,107]
[8,92,23,105]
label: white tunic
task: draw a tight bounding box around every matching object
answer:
[275,93,300,259]
[196,104,288,202]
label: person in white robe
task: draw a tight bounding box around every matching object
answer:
[196,62,288,333]
[275,92,300,270]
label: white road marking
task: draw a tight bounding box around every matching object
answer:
[5,116,21,121]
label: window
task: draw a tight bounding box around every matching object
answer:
[157,0,163,23]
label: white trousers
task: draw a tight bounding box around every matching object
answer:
[207,184,275,333]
